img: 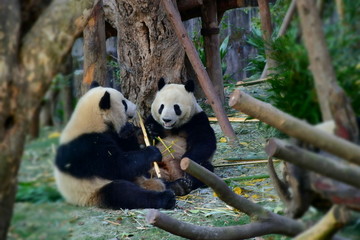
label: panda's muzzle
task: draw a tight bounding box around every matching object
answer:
[162,118,176,129]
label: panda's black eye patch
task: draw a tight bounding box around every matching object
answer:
[174,104,182,116]
[122,100,128,111]
[158,104,164,114]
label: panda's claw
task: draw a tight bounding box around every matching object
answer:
[167,178,192,196]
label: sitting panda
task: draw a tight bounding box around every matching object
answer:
[54,82,175,209]
[144,78,217,196]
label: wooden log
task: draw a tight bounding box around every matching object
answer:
[179,0,259,21]
[82,0,107,94]
[146,208,302,240]
[201,0,224,104]
[162,0,237,143]
[229,89,360,165]
[208,117,259,122]
[294,205,350,240]
[266,138,360,189]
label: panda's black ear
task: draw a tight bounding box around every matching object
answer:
[90,81,100,89]
[185,80,195,93]
[158,78,166,91]
[99,91,111,110]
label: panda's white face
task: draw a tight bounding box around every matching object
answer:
[151,80,202,130]
[60,86,136,144]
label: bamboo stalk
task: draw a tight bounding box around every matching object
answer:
[157,136,175,159]
[137,112,161,178]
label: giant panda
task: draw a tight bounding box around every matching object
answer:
[144,78,217,196]
[54,82,175,209]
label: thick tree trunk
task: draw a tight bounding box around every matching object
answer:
[107,0,187,116]
[0,0,94,238]
[0,1,23,239]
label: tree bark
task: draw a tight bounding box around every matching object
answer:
[229,89,360,165]
[296,0,337,121]
[0,1,22,239]
[82,0,107,94]
[105,0,187,117]
[0,0,94,238]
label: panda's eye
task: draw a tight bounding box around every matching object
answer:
[158,104,164,114]
[122,100,128,111]
[174,104,182,116]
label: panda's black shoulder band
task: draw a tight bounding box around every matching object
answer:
[185,80,195,93]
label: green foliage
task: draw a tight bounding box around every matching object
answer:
[16,182,62,203]
[246,0,360,123]
[192,33,231,79]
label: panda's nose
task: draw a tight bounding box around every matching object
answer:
[163,118,172,123]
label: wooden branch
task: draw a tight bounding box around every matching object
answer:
[180,158,267,218]
[208,117,259,122]
[162,0,237,143]
[265,138,360,189]
[294,205,350,240]
[146,209,301,240]
[179,0,258,21]
[82,0,107,94]
[180,158,305,235]
[329,86,359,144]
[236,77,270,86]
[296,0,337,121]
[229,89,360,165]
[267,157,291,205]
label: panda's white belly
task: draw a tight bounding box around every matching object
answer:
[54,168,111,207]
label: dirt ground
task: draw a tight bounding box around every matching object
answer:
[8,84,360,240]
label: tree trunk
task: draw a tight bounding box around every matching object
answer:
[0,0,94,238]
[296,0,336,121]
[82,0,107,94]
[107,0,187,116]
[201,0,225,104]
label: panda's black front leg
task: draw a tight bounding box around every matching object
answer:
[145,115,165,143]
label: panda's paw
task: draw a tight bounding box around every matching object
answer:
[159,190,176,209]
[145,122,162,139]
[167,178,192,196]
[145,146,162,162]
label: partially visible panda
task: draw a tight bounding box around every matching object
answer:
[144,78,217,196]
[54,82,175,209]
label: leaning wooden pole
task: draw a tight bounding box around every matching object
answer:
[161,0,237,143]
[296,0,336,121]
[229,89,360,165]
